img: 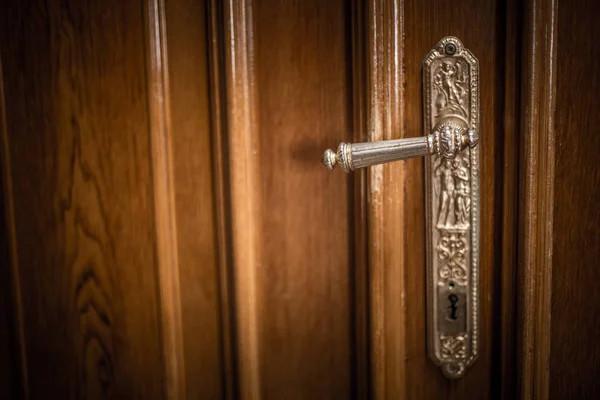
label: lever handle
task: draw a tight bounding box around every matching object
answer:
[321,119,479,172]
[320,36,481,379]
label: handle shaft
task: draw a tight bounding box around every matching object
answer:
[350,136,429,169]
[322,125,479,172]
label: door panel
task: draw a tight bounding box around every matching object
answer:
[0,0,514,398]
[402,0,518,397]
[551,0,600,397]
[0,0,164,397]
[1,0,599,399]
[253,1,354,397]
[220,0,518,397]
[164,0,225,398]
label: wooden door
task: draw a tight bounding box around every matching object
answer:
[1,0,599,399]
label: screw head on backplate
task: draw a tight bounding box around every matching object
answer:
[444,43,457,55]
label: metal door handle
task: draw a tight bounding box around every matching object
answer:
[321,119,479,172]
[321,37,480,379]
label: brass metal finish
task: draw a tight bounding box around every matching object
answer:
[320,36,480,379]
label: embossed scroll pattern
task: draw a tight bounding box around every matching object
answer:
[440,334,467,360]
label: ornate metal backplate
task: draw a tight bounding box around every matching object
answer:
[423,37,480,379]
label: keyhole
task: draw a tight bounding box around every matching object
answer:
[448,294,459,320]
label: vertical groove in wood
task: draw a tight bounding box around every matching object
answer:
[145,0,186,397]
[223,0,262,398]
[207,1,236,398]
[0,50,29,400]
[351,0,370,398]
[365,0,406,398]
[517,0,558,398]
[496,0,521,396]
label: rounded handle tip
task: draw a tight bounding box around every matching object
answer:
[322,149,338,170]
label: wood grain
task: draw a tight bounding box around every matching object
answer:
[0,248,16,400]
[350,0,370,398]
[0,0,567,398]
[222,0,262,398]
[516,0,557,398]
[208,0,237,398]
[163,0,227,398]
[0,53,27,399]
[0,0,164,397]
[549,0,600,397]
[253,0,354,398]
[497,0,521,397]
[361,0,406,398]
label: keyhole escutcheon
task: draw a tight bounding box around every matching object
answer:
[448,294,459,320]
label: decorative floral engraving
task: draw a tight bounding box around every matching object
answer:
[437,230,468,285]
[440,335,467,360]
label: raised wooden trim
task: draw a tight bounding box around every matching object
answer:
[517,0,558,398]
[363,0,406,398]
[219,1,262,399]
[0,48,29,400]
[144,0,186,397]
